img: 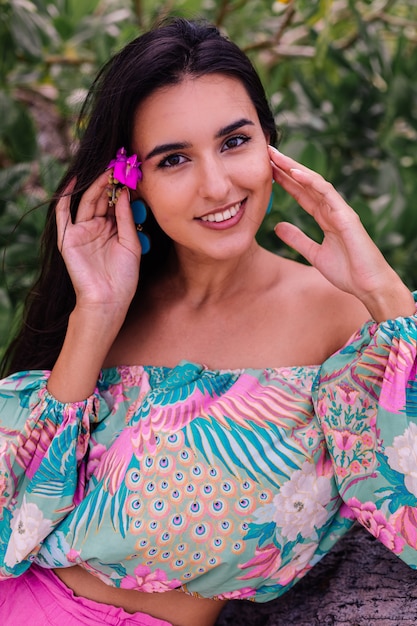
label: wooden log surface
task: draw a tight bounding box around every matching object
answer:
[216,524,417,625]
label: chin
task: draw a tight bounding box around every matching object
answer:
[203,238,258,261]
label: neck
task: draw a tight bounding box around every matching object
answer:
[165,240,265,308]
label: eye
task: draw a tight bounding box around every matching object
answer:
[158,154,188,168]
[222,135,250,151]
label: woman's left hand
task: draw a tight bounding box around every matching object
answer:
[268,146,415,322]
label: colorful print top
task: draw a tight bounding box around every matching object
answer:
[0,295,417,602]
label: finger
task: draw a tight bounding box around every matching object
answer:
[114,188,142,256]
[269,146,340,210]
[268,146,313,176]
[289,168,348,209]
[274,221,320,266]
[269,149,323,207]
[75,171,113,223]
[271,163,327,222]
[269,146,334,189]
[56,178,76,247]
[289,168,361,233]
[269,145,353,210]
[273,162,355,230]
[271,162,307,200]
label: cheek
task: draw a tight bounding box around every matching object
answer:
[139,181,170,214]
[140,181,186,233]
[141,174,190,207]
[250,155,274,208]
[257,156,273,185]
[241,149,272,187]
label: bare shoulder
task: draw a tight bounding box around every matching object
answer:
[262,252,371,361]
[295,262,369,322]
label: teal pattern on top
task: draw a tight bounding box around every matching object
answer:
[0,294,417,602]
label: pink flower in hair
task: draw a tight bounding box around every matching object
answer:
[107,147,142,189]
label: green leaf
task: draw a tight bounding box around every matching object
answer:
[0,92,38,162]
[67,0,101,22]
[299,142,328,176]
[39,155,65,196]
[10,0,43,58]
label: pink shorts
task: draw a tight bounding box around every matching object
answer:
[0,565,173,626]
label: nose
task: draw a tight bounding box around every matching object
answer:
[198,154,232,201]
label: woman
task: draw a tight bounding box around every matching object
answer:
[0,17,416,626]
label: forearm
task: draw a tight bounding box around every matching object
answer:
[47,305,125,402]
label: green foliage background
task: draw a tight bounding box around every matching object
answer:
[1,0,416,356]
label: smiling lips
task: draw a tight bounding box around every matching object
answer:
[200,201,243,224]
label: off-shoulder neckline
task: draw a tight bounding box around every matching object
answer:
[100,359,321,376]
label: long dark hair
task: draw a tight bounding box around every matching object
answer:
[1,17,278,376]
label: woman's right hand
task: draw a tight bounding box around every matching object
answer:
[55,172,142,316]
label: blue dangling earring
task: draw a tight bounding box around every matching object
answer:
[130,200,151,254]
[266,192,273,215]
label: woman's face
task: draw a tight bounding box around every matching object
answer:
[133,74,272,261]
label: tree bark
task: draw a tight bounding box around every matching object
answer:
[216,524,417,625]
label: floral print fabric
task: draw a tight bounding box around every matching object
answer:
[315,305,417,563]
[0,294,416,602]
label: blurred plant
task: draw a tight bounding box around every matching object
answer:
[1,0,416,357]
[258,0,417,291]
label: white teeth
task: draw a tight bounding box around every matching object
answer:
[201,202,241,223]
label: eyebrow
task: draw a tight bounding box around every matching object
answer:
[143,118,255,161]
[215,118,255,138]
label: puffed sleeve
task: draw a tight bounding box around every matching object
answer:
[312,291,417,566]
[0,370,100,577]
